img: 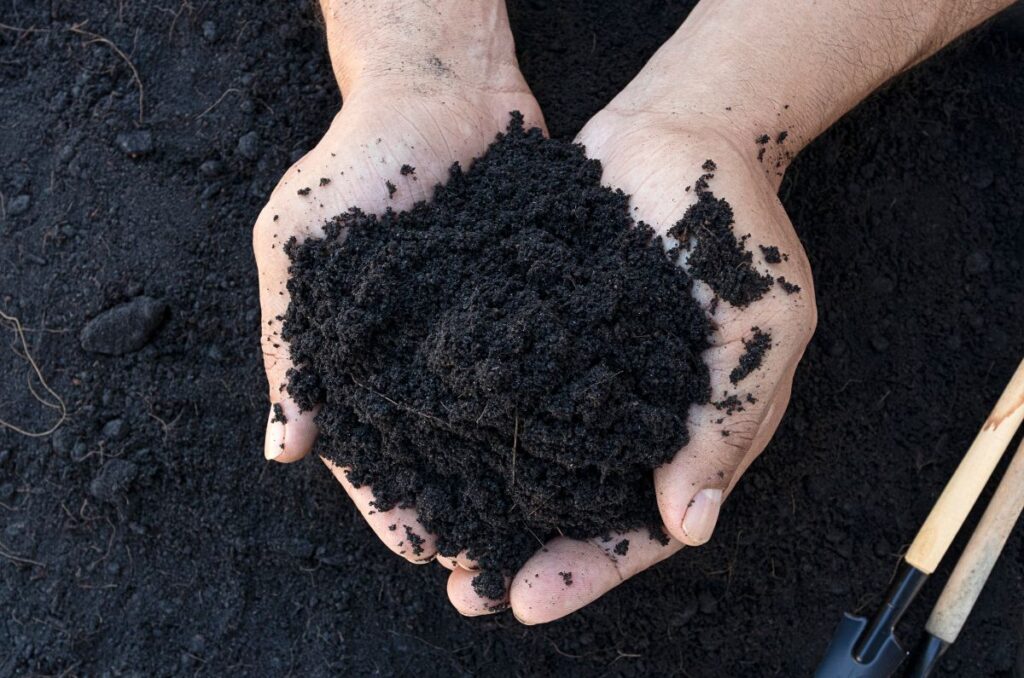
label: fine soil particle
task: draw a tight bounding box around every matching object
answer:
[297,187,311,196]
[613,539,630,556]
[560,571,574,586]
[755,134,771,145]
[385,180,397,197]
[729,327,772,384]
[471,571,507,600]
[667,164,775,306]
[283,113,712,576]
[776,131,789,143]
[319,177,330,186]
[400,164,416,176]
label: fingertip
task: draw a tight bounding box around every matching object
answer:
[510,532,683,624]
[263,414,285,461]
[447,567,509,617]
[509,538,616,625]
[679,487,723,546]
[265,401,318,464]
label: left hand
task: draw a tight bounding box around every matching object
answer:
[445,107,817,623]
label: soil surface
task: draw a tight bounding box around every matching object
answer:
[284,117,709,579]
[2,1,1023,676]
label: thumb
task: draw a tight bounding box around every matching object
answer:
[655,334,799,546]
[254,205,319,463]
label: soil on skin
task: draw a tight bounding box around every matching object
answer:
[668,162,775,306]
[2,1,1023,676]
[283,116,709,581]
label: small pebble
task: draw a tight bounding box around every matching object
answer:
[237,131,260,160]
[102,418,126,440]
[80,296,168,355]
[199,160,223,177]
[116,131,154,157]
[89,459,139,501]
[7,194,31,216]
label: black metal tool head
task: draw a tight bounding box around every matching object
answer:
[815,613,907,678]
[816,564,928,677]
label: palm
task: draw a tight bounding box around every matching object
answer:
[253,86,544,568]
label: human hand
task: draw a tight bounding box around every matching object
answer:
[442,107,816,623]
[253,0,545,568]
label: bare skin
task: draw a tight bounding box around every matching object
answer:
[255,0,1015,623]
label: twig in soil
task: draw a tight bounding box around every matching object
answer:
[195,87,241,119]
[0,309,67,438]
[511,411,519,487]
[548,640,588,659]
[0,22,49,35]
[68,22,145,123]
[0,542,45,568]
[351,377,451,430]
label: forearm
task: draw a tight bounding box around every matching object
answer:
[318,0,522,97]
[610,0,1014,156]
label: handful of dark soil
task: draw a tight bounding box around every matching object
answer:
[282,114,713,583]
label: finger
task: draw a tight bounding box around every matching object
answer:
[655,340,800,546]
[263,400,319,463]
[322,457,438,564]
[508,529,683,625]
[436,550,481,572]
[447,568,510,616]
[254,202,321,463]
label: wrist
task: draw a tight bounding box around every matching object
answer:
[319,0,526,99]
[601,50,824,168]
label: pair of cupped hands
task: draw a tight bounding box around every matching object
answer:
[253,28,816,624]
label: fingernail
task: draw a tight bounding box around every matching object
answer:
[681,488,722,545]
[512,610,533,626]
[264,411,284,460]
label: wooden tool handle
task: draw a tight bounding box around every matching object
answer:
[905,358,1024,574]
[924,436,1024,644]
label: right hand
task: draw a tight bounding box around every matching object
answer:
[253,76,544,565]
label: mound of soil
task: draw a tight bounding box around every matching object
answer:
[283,115,711,580]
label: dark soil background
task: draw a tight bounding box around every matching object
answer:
[1,1,1022,676]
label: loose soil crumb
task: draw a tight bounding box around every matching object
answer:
[667,165,774,306]
[297,187,311,196]
[759,245,782,264]
[385,180,396,197]
[271,403,287,425]
[613,539,629,556]
[404,525,425,557]
[729,327,772,384]
[713,395,745,415]
[320,177,331,187]
[559,571,574,586]
[471,571,507,600]
[400,164,416,176]
[777,276,802,294]
[283,113,712,577]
